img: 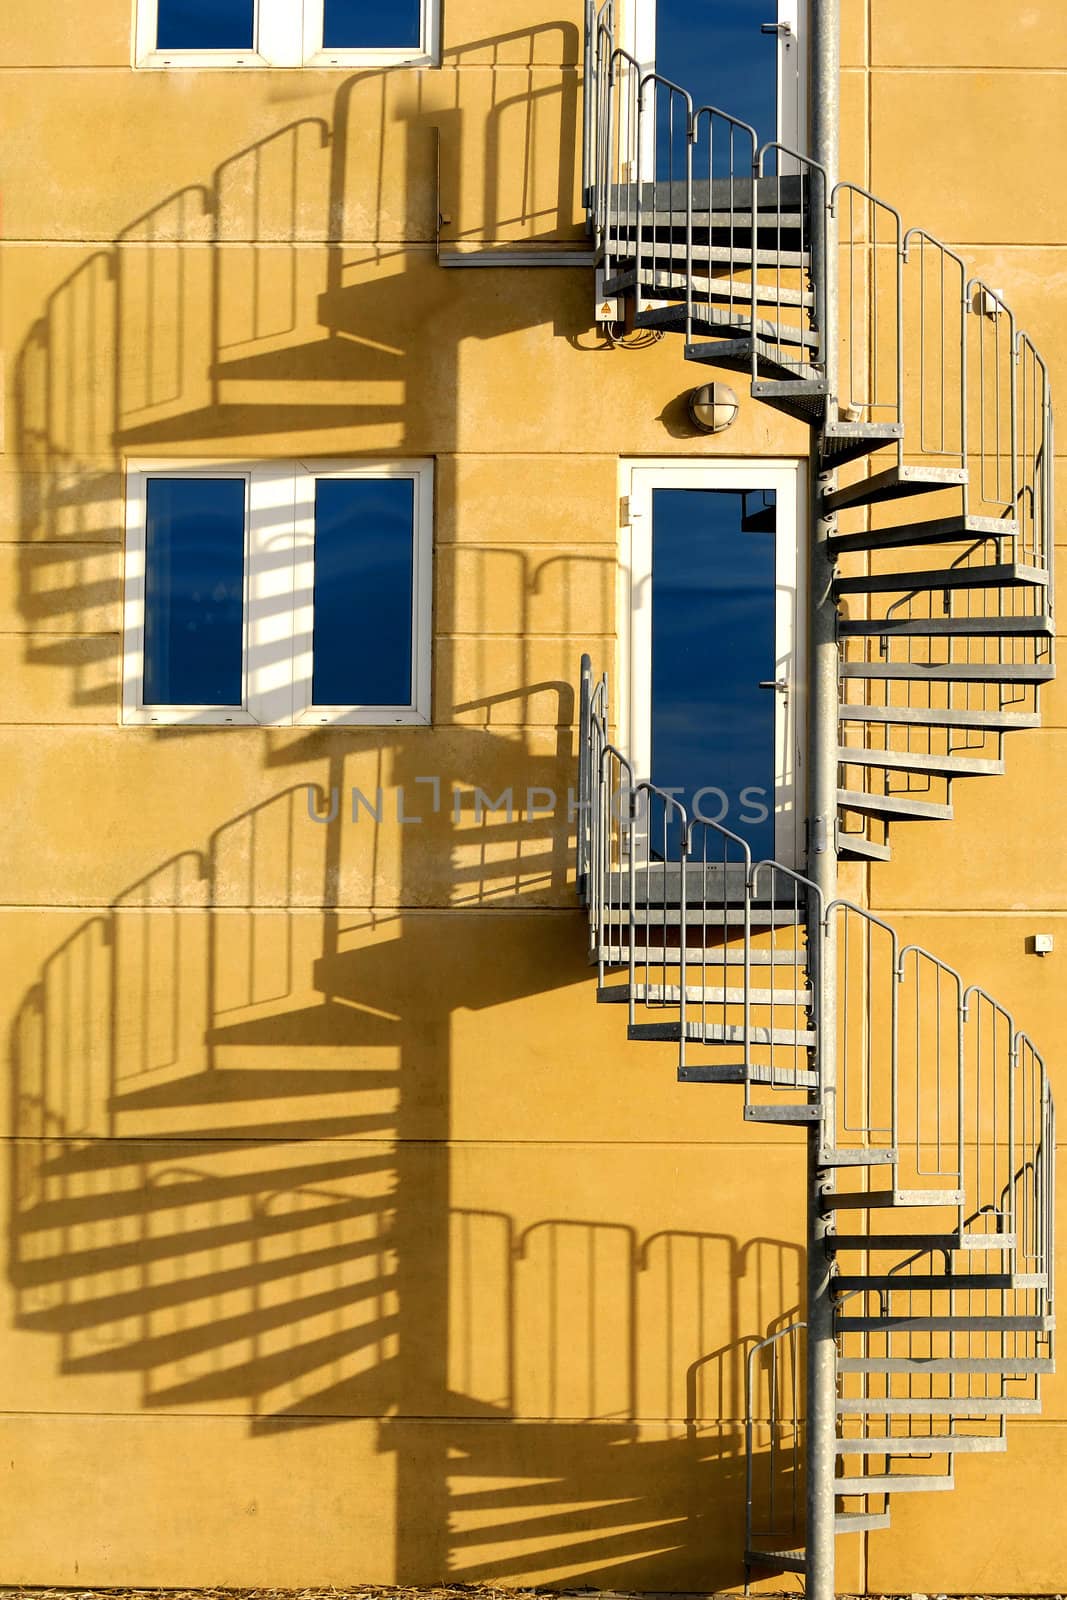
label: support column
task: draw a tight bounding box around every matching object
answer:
[807,2,840,1599]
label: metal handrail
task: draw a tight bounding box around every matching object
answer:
[579,661,1056,1530]
[745,1319,806,1583]
[578,666,1056,1250]
[578,27,1057,1520]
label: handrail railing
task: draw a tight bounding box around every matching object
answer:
[745,1319,806,1583]
[578,665,1056,1282]
[582,34,1053,609]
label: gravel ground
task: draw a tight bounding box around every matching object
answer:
[0,1588,1057,1600]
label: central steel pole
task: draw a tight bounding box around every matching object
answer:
[806,2,841,1598]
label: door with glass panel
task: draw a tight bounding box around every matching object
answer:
[622,460,804,868]
[631,0,805,158]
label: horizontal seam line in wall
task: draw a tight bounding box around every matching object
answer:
[0,1414,751,1427]
[867,907,1067,917]
[0,1135,1043,1150]
[0,1411,753,1426]
[3,239,1067,251]
[0,1136,810,1149]
[0,1410,1059,1426]
[435,631,618,640]
[0,904,586,913]
[863,64,1067,75]
[0,720,586,729]
[0,237,588,248]
[0,63,584,73]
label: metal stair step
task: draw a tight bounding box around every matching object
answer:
[837,1397,1041,1417]
[677,1063,820,1088]
[685,336,825,385]
[835,1472,954,1494]
[745,1547,806,1573]
[605,240,810,269]
[743,1103,822,1122]
[604,268,815,308]
[836,1511,892,1533]
[821,1148,897,1168]
[630,1020,816,1046]
[598,983,812,1006]
[835,1314,1053,1334]
[829,513,1018,556]
[837,789,953,822]
[838,746,1004,778]
[602,907,801,927]
[838,833,893,862]
[835,563,1048,597]
[633,302,820,348]
[751,378,831,422]
[693,276,814,309]
[825,1188,965,1210]
[839,704,1040,732]
[839,614,1053,639]
[611,208,806,232]
[835,1435,1006,1456]
[593,947,807,968]
[824,465,968,515]
[608,175,806,210]
[838,1356,1054,1375]
[822,421,904,466]
[835,1273,1014,1293]
[840,661,1054,685]
[830,1233,1017,1253]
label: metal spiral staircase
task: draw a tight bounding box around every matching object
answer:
[577,0,1057,1580]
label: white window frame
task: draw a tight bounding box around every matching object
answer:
[626,0,808,154]
[618,458,807,869]
[133,0,439,70]
[122,459,433,728]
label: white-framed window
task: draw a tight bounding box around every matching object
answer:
[133,0,440,69]
[122,459,433,727]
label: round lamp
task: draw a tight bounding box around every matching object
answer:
[687,382,740,433]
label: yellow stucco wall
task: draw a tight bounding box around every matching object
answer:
[0,0,1064,1590]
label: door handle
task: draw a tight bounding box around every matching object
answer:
[761,21,794,42]
[759,679,789,693]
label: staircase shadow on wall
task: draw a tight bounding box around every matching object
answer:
[8,21,801,1591]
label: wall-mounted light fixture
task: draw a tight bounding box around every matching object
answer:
[687,382,739,433]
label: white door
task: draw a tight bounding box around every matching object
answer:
[620,459,806,868]
[630,0,807,154]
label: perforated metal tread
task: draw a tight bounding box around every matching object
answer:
[824,464,968,515]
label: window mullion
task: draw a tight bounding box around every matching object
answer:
[290,467,317,723]
[256,0,302,66]
[247,464,299,725]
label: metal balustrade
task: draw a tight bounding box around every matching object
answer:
[577,1,1056,1570]
[578,658,1056,1554]
[583,0,1053,858]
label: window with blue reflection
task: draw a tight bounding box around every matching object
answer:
[156,0,255,49]
[650,488,776,858]
[312,478,415,706]
[323,0,421,49]
[143,478,246,706]
[654,0,777,175]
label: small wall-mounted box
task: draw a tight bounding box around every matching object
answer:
[594,267,621,326]
[1030,933,1055,956]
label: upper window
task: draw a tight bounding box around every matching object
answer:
[135,0,438,68]
[122,461,433,727]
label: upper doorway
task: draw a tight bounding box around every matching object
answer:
[620,459,806,870]
[629,0,806,156]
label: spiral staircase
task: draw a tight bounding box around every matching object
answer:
[577,0,1057,1580]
